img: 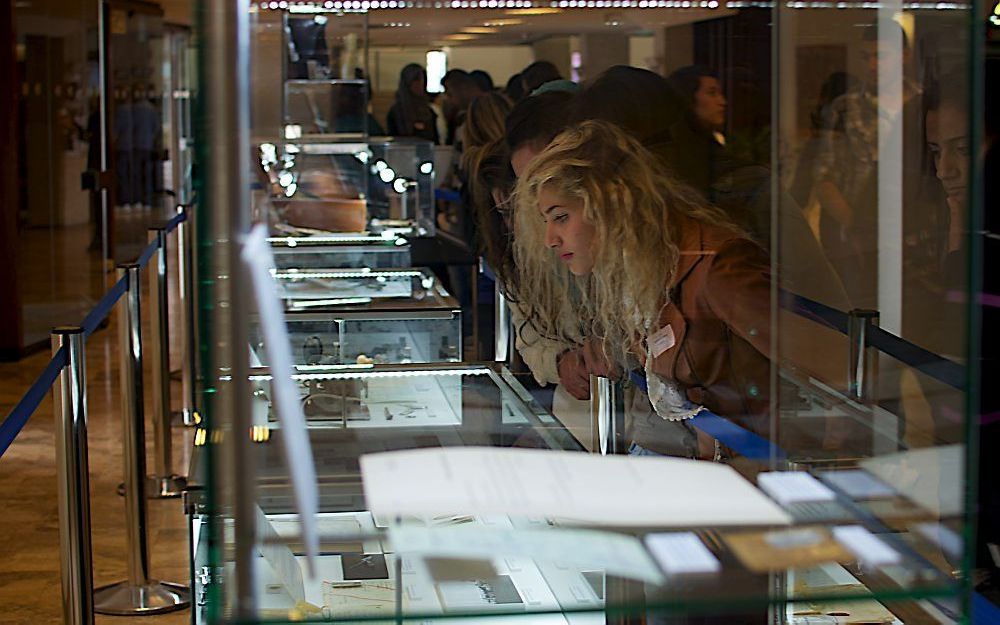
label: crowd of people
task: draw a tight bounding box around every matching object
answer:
[367,22,1000,593]
[379,37,997,465]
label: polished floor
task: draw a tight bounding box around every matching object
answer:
[1,210,193,624]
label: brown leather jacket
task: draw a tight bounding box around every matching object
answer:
[645,214,849,441]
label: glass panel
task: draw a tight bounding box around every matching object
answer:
[14,0,104,350]
[774,1,974,590]
[198,3,980,624]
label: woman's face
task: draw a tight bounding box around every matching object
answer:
[408,73,427,97]
[538,184,596,276]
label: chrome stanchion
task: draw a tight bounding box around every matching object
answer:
[848,309,880,405]
[94,264,190,615]
[589,376,624,456]
[175,204,198,427]
[51,327,95,625]
[147,227,186,497]
[494,280,510,362]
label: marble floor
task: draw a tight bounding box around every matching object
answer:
[1,214,194,624]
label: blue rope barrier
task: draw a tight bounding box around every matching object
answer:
[782,292,850,335]
[434,188,462,203]
[81,275,129,339]
[783,292,965,392]
[867,325,966,391]
[164,209,187,233]
[0,209,188,458]
[974,592,1000,624]
[136,238,158,269]
[626,370,785,461]
[0,347,69,459]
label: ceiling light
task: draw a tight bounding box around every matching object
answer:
[462,26,497,33]
[444,33,479,40]
[483,18,524,25]
[505,7,563,13]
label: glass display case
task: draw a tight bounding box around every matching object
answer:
[249,267,461,366]
[365,138,437,237]
[268,234,411,270]
[256,137,436,237]
[197,0,982,623]
[284,80,370,136]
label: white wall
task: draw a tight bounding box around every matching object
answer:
[629,35,657,72]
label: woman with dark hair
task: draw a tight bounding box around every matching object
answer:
[385,63,439,143]
[667,65,727,142]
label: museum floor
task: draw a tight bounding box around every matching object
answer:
[0,211,193,624]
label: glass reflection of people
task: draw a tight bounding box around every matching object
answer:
[113,88,134,210]
[511,121,848,456]
[790,72,858,211]
[813,22,920,309]
[571,65,848,311]
[667,65,727,146]
[385,64,438,144]
[132,84,160,210]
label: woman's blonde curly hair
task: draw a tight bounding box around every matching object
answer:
[511,119,734,368]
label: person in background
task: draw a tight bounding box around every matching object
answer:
[812,22,921,310]
[132,84,160,210]
[668,65,727,146]
[441,69,485,145]
[386,63,438,143]
[470,69,495,93]
[505,72,526,103]
[520,60,562,95]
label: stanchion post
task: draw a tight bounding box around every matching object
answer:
[52,327,95,625]
[494,280,510,363]
[94,264,189,616]
[848,309,880,405]
[176,204,198,427]
[147,227,187,497]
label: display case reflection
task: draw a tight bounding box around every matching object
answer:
[268,233,411,269]
[257,138,436,236]
[250,267,461,367]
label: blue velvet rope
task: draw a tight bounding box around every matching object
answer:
[626,370,785,461]
[163,209,187,233]
[434,188,461,203]
[867,325,966,391]
[783,292,965,391]
[974,592,1000,624]
[782,291,850,335]
[81,275,129,339]
[0,347,69,459]
[0,204,171,457]
[136,238,158,269]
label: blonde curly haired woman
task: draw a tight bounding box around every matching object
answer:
[512,120,848,456]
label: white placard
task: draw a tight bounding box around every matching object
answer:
[832,525,901,566]
[819,469,895,500]
[645,532,721,575]
[390,524,665,585]
[243,224,320,576]
[361,447,790,528]
[757,471,836,506]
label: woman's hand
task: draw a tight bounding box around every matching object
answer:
[582,339,616,380]
[557,348,591,400]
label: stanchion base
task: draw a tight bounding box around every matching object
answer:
[117,475,188,498]
[94,580,190,615]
